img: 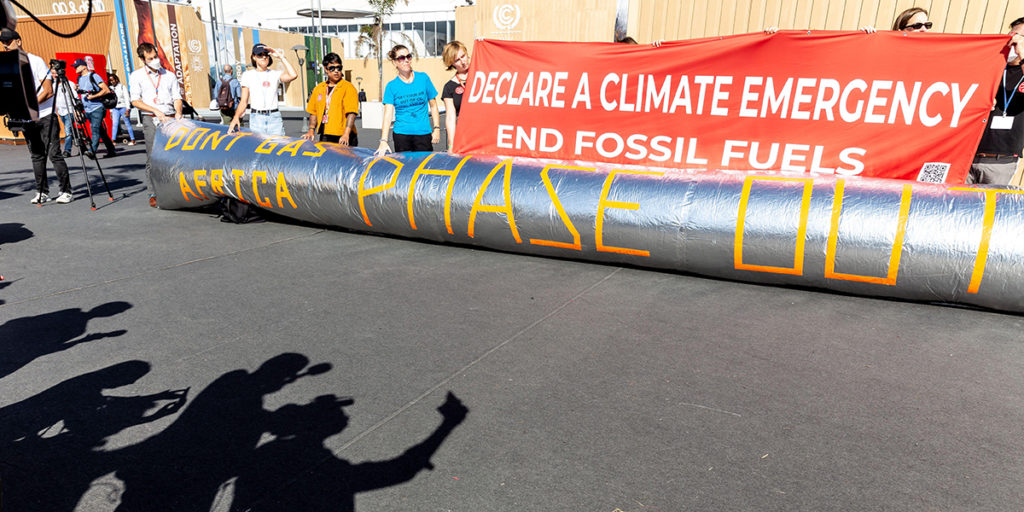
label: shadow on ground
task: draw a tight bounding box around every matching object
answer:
[0,301,132,379]
[0,351,469,511]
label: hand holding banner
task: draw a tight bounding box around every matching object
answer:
[453,32,1010,183]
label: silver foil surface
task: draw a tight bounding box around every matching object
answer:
[151,121,1024,313]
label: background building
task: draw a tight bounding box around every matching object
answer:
[5,0,1023,169]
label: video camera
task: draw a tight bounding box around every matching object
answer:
[0,50,39,126]
[0,2,40,129]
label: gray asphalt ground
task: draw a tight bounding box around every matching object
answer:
[2,117,1024,511]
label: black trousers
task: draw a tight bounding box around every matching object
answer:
[318,130,357,146]
[24,114,71,195]
[392,132,432,152]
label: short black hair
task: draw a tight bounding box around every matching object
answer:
[137,42,157,58]
[322,52,342,67]
[1012,17,1024,29]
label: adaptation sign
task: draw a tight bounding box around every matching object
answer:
[453,32,1010,183]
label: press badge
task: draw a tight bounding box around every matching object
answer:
[992,115,1014,130]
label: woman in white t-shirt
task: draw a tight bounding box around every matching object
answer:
[228,43,297,136]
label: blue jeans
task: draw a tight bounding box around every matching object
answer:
[249,111,284,136]
[85,107,106,153]
[109,107,135,141]
[59,113,74,153]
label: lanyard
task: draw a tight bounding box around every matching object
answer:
[1002,68,1024,113]
[146,69,162,99]
[321,83,339,127]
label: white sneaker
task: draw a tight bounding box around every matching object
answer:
[30,192,49,204]
[54,192,73,204]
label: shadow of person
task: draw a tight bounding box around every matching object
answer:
[0,222,33,246]
[0,301,132,379]
[111,353,331,512]
[0,360,188,511]
[229,392,469,512]
[0,277,12,305]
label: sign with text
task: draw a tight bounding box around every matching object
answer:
[453,33,1010,183]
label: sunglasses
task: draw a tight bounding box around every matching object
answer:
[903,21,932,30]
[326,65,343,72]
[393,54,412,62]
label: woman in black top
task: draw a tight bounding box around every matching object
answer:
[441,41,470,150]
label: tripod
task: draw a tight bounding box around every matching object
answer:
[52,63,114,210]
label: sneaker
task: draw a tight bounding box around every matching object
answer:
[30,192,49,204]
[128,140,136,146]
[54,192,73,204]
[61,150,71,157]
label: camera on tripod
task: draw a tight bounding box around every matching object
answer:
[48,58,85,118]
[50,57,65,75]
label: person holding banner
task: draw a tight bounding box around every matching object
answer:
[968,18,1024,185]
[376,45,440,155]
[441,41,470,150]
[892,8,932,32]
[229,44,298,137]
[859,7,932,34]
[302,53,359,145]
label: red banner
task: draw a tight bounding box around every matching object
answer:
[453,32,1011,183]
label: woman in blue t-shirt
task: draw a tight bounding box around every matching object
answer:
[376,45,440,154]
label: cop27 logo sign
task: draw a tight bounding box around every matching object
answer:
[492,4,521,30]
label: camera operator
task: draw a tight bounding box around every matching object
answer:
[73,58,117,159]
[128,42,181,208]
[0,28,73,204]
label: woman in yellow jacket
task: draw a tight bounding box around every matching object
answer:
[302,53,359,145]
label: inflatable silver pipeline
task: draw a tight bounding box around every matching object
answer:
[152,121,1024,313]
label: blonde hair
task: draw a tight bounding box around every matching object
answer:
[442,41,468,70]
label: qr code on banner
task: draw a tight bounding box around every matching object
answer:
[916,162,951,183]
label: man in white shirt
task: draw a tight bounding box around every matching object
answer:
[128,41,182,207]
[1,28,73,204]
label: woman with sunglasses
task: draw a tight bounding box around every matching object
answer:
[892,7,931,32]
[441,41,469,150]
[376,45,440,155]
[229,43,298,136]
[302,53,359,145]
[859,7,932,33]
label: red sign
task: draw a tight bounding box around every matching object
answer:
[56,52,112,128]
[453,32,1010,183]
